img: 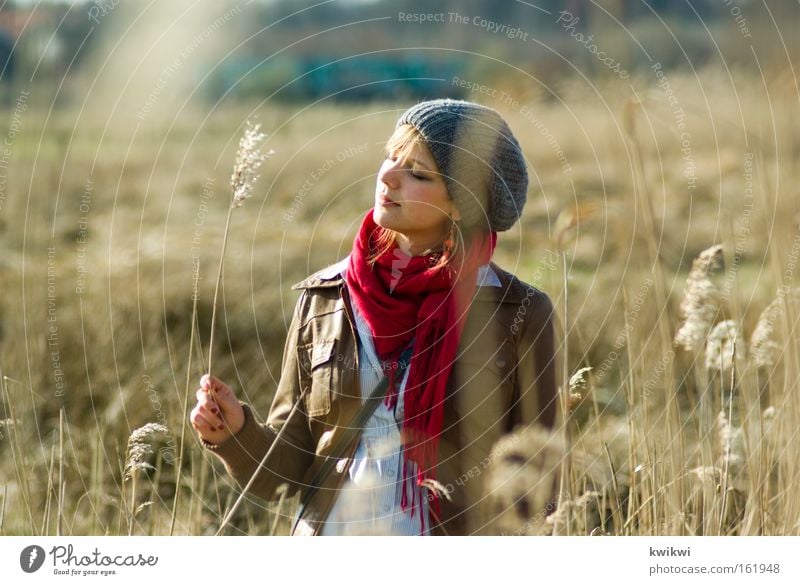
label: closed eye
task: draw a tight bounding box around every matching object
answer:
[386,155,431,181]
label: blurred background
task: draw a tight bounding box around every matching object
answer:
[1,0,799,536]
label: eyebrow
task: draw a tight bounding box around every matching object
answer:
[406,157,432,171]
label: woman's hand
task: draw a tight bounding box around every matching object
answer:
[190,374,245,445]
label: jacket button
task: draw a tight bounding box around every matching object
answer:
[495,357,507,369]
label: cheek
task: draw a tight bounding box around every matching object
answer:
[420,187,452,218]
[407,195,452,227]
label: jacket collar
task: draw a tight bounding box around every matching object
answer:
[292,257,534,304]
[291,258,348,290]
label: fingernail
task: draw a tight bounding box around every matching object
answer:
[211,408,219,415]
[217,425,225,431]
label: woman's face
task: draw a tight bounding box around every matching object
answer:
[373,134,459,254]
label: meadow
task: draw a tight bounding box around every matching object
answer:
[0,62,798,535]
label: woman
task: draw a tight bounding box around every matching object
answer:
[190,99,557,535]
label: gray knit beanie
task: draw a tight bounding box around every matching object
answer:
[396,99,528,232]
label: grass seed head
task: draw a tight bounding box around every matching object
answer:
[750,297,781,369]
[124,423,172,480]
[717,411,746,489]
[705,319,744,373]
[485,425,564,535]
[567,366,593,414]
[230,121,274,208]
[750,288,800,369]
[674,244,725,351]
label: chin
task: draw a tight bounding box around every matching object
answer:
[372,206,396,230]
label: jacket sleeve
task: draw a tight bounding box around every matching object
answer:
[514,289,559,430]
[204,291,315,501]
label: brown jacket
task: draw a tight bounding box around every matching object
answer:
[206,261,557,535]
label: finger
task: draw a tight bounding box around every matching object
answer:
[192,409,226,434]
[196,389,219,409]
[198,403,224,426]
[207,381,238,409]
[201,374,229,393]
[199,388,237,421]
[191,409,214,431]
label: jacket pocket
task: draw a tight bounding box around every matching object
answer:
[452,339,516,420]
[298,339,336,417]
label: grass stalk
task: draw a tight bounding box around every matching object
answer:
[1,373,36,534]
[58,408,64,536]
[207,207,234,377]
[128,472,137,536]
[42,443,55,535]
[0,485,6,534]
[554,250,572,535]
[171,284,200,536]
[214,389,307,536]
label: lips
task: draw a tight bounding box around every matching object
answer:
[379,194,400,206]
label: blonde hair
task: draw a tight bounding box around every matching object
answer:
[368,124,461,268]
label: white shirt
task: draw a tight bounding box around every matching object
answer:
[317,259,501,535]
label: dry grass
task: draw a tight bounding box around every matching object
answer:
[0,64,798,535]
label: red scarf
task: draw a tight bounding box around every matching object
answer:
[345,210,496,529]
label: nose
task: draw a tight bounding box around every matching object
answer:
[378,158,401,190]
